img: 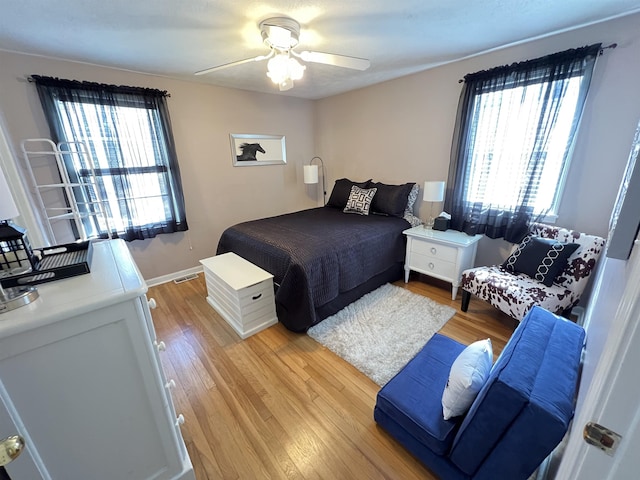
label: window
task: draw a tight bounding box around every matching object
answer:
[466,77,581,214]
[447,44,601,241]
[33,76,188,241]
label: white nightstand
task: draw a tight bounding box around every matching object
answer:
[403,226,482,300]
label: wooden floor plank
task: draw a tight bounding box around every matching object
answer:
[149,272,517,479]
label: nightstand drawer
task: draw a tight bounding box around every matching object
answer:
[410,253,456,279]
[411,240,458,262]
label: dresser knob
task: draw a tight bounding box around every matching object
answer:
[431,247,437,254]
[165,379,176,389]
[175,414,185,426]
[148,297,157,309]
[155,340,166,352]
[429,262,435,270]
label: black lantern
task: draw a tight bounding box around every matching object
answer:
[0,221,38,274]
[0,166,40,313]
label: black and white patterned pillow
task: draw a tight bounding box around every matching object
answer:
[404,183,422,226]
[405,183,420,216]
[502,235,579,286]
[343,185,377,215]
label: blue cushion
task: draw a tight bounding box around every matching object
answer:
[373,406,468,480]
[449,306,585,478]
[375,334,466,455]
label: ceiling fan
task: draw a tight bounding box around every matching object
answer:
[194,16,371,91]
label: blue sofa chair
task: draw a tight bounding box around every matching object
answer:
[374,306,585,480]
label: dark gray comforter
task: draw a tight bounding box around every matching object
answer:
[216,207,409,332]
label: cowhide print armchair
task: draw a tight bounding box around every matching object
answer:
[460,223,606,322]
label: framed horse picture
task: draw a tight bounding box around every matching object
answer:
[230,134,286,166]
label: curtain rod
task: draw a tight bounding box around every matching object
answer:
[600,42,618,53]
[26,76,171,97]
[457,43,617,83]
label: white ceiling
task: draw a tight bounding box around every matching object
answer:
[1,0,639,100]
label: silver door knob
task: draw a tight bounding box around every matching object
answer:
[0,435,24,466]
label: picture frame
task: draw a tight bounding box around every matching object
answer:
[230,134,286,166]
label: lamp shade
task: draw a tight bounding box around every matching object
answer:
[423,181,446,202]
[304,164,319,184]
[0,167,19,220]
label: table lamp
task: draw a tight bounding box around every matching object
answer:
[0,167,39,313]
[423,181,446,228]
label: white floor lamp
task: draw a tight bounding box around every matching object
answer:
[423,181,446,228]
[303,156,326,206]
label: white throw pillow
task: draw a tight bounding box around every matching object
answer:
[442,338,493,420]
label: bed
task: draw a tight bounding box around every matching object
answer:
[216,179,420,332]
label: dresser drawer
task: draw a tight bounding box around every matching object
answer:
[411,240,458,262]
[409,253,456,280]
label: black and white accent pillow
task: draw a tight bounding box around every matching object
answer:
[343,185,377,215]
[502,235,579,287]
[403,183,423,226]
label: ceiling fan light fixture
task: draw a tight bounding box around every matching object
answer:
[288,58,305,80]
[279,77,294,92]
[266,54,289,84]
[260,17,300,50]
[195,16,370,92]
[266,54,306,87]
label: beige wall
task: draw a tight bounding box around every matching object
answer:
[0,51,316,279]
[1,13,639,278]
[315,13,640,266]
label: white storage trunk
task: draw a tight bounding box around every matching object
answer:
[200,253,277,338]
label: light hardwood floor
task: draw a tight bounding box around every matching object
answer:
[149,273,518,479]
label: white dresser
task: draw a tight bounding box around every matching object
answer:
[0,240,194,480]
[403,226,482,300]
[200,253,277,339]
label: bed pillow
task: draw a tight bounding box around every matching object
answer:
[370,182,416,217]
[404,183,423,226]
[343,185,377,215]
[327,178,372,208]
[404,212,423,227]
[502,235,580,287]
[442,339,493,420]
[404,183,420,215]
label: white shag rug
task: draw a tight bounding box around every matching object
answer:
[308,283,456,386]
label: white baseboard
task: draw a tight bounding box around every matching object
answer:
[146,265,204,288]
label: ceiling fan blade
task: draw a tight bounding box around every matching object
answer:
[298,51,370,71]
[194,52,272,76]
